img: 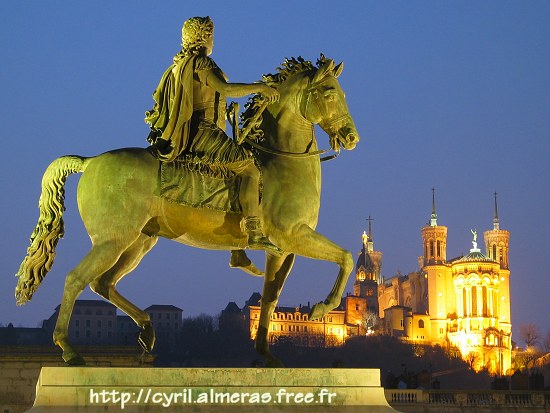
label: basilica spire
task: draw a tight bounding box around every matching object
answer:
[493,191,500,230]
[366,216,374,252]
[430,187,438,226]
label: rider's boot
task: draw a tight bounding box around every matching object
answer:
[242,217,283,256]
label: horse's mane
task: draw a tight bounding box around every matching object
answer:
[240,55,330,142]
[261,56,315,88]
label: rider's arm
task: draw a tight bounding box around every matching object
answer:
[201,69,279,103]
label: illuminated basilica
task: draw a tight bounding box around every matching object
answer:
[376,192,512,375]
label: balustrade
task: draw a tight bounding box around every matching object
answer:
[386,389,550,410]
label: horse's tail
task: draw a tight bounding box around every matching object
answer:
[15,155,90,305]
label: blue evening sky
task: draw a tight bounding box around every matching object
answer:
[1,1,549,344]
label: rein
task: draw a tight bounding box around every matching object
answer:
[242,136,340,162]
[240,102,340,162]
[235,77,346,162]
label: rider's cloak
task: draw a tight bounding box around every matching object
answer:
[145,55,197,162]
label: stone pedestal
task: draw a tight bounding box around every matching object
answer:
[26,367,401,412]
[0,345,152,413]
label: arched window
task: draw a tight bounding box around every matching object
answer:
[482,286,488,316]
[429,241,434,257]
[418,319,425,329]
[463,288,467,316]
[471,286,477,316]
[437,240,441,258]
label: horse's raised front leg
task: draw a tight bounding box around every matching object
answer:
[255,252,295,367]
[89,233,159,353]
[53,234,141,365]
[287,224,354,320]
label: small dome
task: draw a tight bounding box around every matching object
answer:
[455,249,496,263]
[356,245,375,273]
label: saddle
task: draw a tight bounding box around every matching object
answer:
[158,158,242,213]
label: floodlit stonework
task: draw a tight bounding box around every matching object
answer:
[378,192,512,375]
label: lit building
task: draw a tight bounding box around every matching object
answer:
[244,293,349,347]
[241,218,383,345]
[377,191,512,375]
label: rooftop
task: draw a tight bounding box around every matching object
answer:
[454,249,497,264]
[145,304,183,312]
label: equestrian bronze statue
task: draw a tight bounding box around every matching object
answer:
[16,19,359,367]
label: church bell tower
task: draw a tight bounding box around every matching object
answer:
[484,192,510,269]
[354,217,382,314]
[421,188,447,266]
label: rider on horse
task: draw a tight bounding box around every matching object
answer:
[145,16,281,257]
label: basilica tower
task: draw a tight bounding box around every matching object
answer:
[347,217,382,329]
[354,216,383,291]
[483,192,512,342]
[421,189,451,343]
[445,193,512,375]
[354,218,382,311]
[421,189,448,266]
[484,192,510,269]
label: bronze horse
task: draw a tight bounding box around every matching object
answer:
[16,56,359,366]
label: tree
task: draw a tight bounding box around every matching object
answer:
[519,323,541,349]
[464,351,482,371]
[362,310,381,335]
[543,330,550,353]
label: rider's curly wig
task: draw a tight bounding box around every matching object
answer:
[180,16,214,55]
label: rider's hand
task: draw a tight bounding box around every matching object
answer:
[259,84,280,103]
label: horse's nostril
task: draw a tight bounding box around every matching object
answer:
[347,133,359,143]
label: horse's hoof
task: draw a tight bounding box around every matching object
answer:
[231,262,264,277]
[138,324,156,353]
[247,236,284,256]
[63,351,86,366]
[242,265,265,277]
[230,250,264,277]
[265,356,285,368]
[308,302,327,320]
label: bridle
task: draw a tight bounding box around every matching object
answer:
[304,80,353,143]
[239,77,349,162]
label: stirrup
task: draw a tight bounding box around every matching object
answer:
[241,217,283,255]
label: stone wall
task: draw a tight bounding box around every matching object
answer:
[0,345,153,413]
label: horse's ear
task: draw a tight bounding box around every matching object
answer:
[313,59,335,83]
[333,62,344,78]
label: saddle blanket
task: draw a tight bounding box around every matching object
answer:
[159,160,242,213]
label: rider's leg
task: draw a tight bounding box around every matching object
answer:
[237,162,261,216]
[236,163,281,255]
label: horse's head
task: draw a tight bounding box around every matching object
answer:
[303,58,359,151]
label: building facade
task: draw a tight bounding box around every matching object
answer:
[41,300,183,348]
[43,300,118,345]
[377,193,512,375]
[243,293,351,347]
